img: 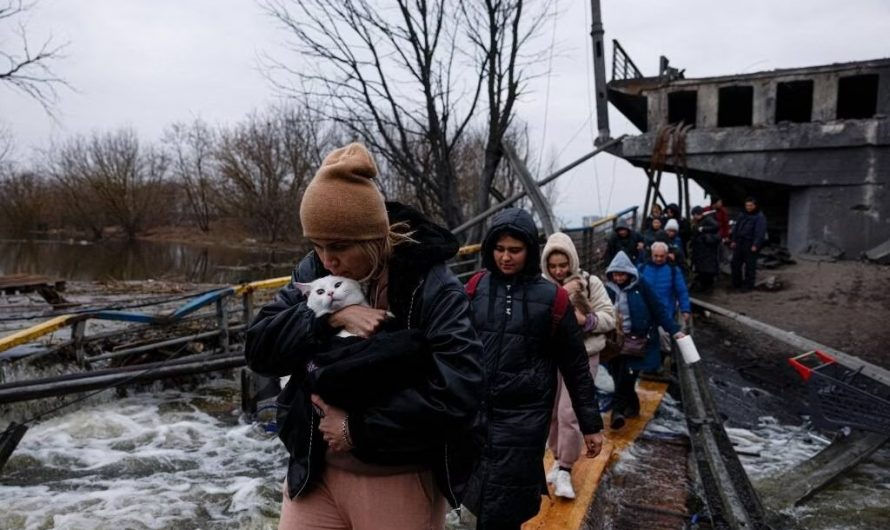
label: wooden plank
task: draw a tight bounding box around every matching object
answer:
[0,315,76,354]
[0,274,64,291]
[757,430,890,511]
[523,379,668,530]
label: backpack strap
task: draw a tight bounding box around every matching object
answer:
[466,270,567,337]
[551,286,570,336]
[465,271,487,299]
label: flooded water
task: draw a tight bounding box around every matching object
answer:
[0,239,301,284]
[2,377,888,529]
[734,418,890,530]
[0,377,285,530]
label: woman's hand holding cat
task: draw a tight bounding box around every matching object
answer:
[311,394,353,452]
[329,305,388,338]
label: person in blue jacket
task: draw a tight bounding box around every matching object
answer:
[604,251,685,429]
[731,197,768,291]
[638,241,691,355]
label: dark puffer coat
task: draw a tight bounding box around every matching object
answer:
[244,202,484,507]
[691,211,721,275]
[462,208,602,529]
[605,219,644,265]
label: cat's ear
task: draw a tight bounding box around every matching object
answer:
[294,282,312,297]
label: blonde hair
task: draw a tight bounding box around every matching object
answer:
[356,221,417,282]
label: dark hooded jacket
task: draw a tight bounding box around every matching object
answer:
[244,202,484,507]
[462,208,602,529]
[605,219,644,265]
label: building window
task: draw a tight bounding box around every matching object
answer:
[667,90,697,128]
[836,74,879,119]
[718,85,754,127]
[775,80,813,123]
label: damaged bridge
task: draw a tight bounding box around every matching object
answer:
[606,48,890,258]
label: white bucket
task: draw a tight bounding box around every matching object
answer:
[676,335,701,364]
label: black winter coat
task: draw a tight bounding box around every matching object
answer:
[732,208,768,248]
[606,225,644,265]
[691,212,721,274]
[462,209,602,529]
[244,202,484,507]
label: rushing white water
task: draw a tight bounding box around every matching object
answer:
[650,395,890,529]
[3,377,887,529]
[0,377,286,530]
[733,416,890,530]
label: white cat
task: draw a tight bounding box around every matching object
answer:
[295,275,369,338]
[280,276,369,389]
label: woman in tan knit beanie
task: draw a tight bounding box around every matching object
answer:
[245,143,484,530]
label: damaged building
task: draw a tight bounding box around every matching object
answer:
[605,49,890,258]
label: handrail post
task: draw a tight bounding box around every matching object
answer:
[216,298,230,353]
[72,320,87,367]
[242,291,254,325]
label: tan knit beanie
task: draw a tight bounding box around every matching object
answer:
[299,143,389,241]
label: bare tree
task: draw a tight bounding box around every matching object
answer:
[214,108,325,243]
[164,119,218,232]
[263,0,548,234]
[0,125,12,167]
[50,129,169,239]
[460,0,551,241]
[0,169,47,236]
[0,0,68,113]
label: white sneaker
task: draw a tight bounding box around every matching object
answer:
[553,469,576,499]
[546,462,560,484]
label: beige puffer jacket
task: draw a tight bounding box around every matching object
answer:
[541,232,617,356]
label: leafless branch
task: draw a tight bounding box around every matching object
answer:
[0,1,70,115]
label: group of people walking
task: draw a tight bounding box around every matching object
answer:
[610,195,768,294]
[243,142,737,530]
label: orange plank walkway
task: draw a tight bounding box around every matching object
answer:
[523,379,669,530]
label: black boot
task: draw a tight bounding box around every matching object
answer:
[610,410,626,430]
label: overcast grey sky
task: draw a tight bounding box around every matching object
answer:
[3,0,889,226]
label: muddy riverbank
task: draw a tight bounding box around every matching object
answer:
[695,259,890,368]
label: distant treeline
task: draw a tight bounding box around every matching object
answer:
[0,106,536,243]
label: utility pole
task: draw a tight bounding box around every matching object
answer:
[590,0,611,144]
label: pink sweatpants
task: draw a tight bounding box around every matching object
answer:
[279,466,448,530]
[547,354,600,469]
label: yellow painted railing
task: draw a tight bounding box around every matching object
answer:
[0,277,293,355]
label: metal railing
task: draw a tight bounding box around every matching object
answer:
[562,206,638,273]
[450,206,638,278]
[612,39,644,81]
[0,278,289,362]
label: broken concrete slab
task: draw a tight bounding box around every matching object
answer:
[864,237,890,264]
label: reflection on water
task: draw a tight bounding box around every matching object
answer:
[0,240,304,284]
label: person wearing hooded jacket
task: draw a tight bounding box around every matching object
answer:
[605,219,645,266]
[462,209,604,530]
[664,203,691,248]
[540,232,616,500]
[604,251,685,429]
[244,143,484,530]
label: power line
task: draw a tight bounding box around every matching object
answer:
[535,0,560,176]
